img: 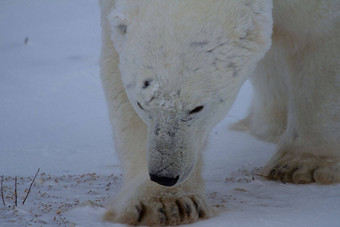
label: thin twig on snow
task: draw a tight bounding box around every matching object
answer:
[22,168,40,205]
[14,176,17,206]
[1,176,5,206]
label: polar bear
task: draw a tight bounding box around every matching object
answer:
[99,0,340,225]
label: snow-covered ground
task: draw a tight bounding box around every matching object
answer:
[1,1,339,226]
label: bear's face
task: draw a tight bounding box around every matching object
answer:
[109,0,272,186]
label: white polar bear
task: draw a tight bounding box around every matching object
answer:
[99,0,340,225]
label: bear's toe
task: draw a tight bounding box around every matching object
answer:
[313,166,340,184]
[104,194,215,226]
[263,156,340,184]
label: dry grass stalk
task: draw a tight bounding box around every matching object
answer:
[14,176,17,206]
[22,168,40,205]
[1,176,5,206]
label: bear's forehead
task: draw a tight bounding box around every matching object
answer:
[123,31,241,105]
[120,1,257,108]
[136,36,237,89]
[134,26,234,76]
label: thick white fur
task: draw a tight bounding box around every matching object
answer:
[99,0,340,225]
[233,1,340,184]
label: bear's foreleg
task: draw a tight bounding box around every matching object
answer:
[262,34,340,184]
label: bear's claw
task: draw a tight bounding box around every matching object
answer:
[262,153,340,184]
[104,194,215,226]
[266,163,313,184]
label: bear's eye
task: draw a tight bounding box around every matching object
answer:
[143,80,152,89]
[189,105,204,115]
[137,102,144,110]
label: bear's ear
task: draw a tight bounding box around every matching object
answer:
[117,24,127,34]
[233,11,254,40]
[107,1,145,51]
[229,0,272,48]
[107,9,129,52]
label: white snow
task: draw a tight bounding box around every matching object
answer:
[0,1,339,227]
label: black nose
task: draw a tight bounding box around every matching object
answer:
[149,174,179,187]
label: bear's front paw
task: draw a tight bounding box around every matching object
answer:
[104,194,214,226]
[262,151,340,184]
[104,178,215,226]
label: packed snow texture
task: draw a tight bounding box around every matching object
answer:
[0,1,339,226]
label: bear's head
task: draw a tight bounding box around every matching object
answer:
[109,0,273,186]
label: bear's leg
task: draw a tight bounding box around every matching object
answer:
[99,3,214,225]
[231,45,288,143]
[262,36,340,184]
[104,156,215,225]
